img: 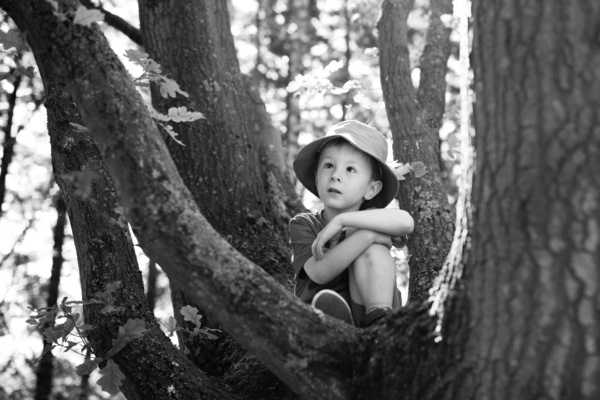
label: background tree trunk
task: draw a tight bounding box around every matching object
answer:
[378,0,455,302]
[34,194,66,400]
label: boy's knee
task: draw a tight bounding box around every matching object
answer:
[354,244,392,267]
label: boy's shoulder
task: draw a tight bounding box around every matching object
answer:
[289,210,326,229]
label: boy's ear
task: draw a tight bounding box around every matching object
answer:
[364,180,383,200]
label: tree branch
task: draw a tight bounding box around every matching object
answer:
[416,0,453,125]
[79,0,142,45]
[378,0,454,303]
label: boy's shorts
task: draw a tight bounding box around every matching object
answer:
[350,287,402,327]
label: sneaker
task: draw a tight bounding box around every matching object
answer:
[311,290,354,325]
[362,307,392,328]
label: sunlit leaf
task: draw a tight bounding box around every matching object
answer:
[73,6,104,27]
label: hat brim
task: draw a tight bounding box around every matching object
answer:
[293,134,399,209]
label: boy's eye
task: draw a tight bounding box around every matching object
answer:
[347,167,356,173]
[324,163,333,168]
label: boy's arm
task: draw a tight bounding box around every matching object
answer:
[313,209,413,257]
[305,229,391,284]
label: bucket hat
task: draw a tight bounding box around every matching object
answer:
[293,120,399,209]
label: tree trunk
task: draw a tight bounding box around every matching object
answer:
[449,1,600,398]
[0,72,22,218]
[378,0,455,302]
[34,194,67,400]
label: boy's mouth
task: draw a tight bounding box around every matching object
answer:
[327,188,341,194]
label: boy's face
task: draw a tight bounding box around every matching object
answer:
[315,142,382,214]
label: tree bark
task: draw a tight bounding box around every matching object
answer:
[451,1,600,397]
[378,0,455,302]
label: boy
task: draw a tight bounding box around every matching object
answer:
[290,120,414,327]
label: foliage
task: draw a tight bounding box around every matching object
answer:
[26,284,218,396]
[124,49,204,146]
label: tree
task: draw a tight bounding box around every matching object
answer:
[1,0,598,399]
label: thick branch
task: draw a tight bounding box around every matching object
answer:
[416,0,453,125]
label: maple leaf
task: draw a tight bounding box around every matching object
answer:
[73,6,104,27]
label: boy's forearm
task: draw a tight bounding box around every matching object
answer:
[336,209,414,236]
[304,229,376,284]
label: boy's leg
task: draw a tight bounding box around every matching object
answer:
[349,244,395,326]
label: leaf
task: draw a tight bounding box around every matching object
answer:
[43,327,63,344]
[166,106,204,123]
[100,305,123,314]
[98,360,125,395]
[180,305,202,327]
[76,358,102,376]
[124,49,162,74]
[118,319,147,341]
[64,341,78,352]
[191,327,219,340]
[107,319,147,357]
[158,76,189,98]
[69,122,88,132]
[411,161,427,178]
[165,316,178,336]
[387,161,414,181]
[73,5,105,27]
[0,28,24,52]
[161,124,185,146]
[55,317,76,341]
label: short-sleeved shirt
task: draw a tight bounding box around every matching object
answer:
[289,211,351,304]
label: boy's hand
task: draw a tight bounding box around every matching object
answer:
[372,231,393,249]
[312,218,343,260]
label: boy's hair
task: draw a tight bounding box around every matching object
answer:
[317,138,382,183]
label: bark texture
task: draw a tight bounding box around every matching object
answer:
[454,0,600,398]
[378,0,455,302]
